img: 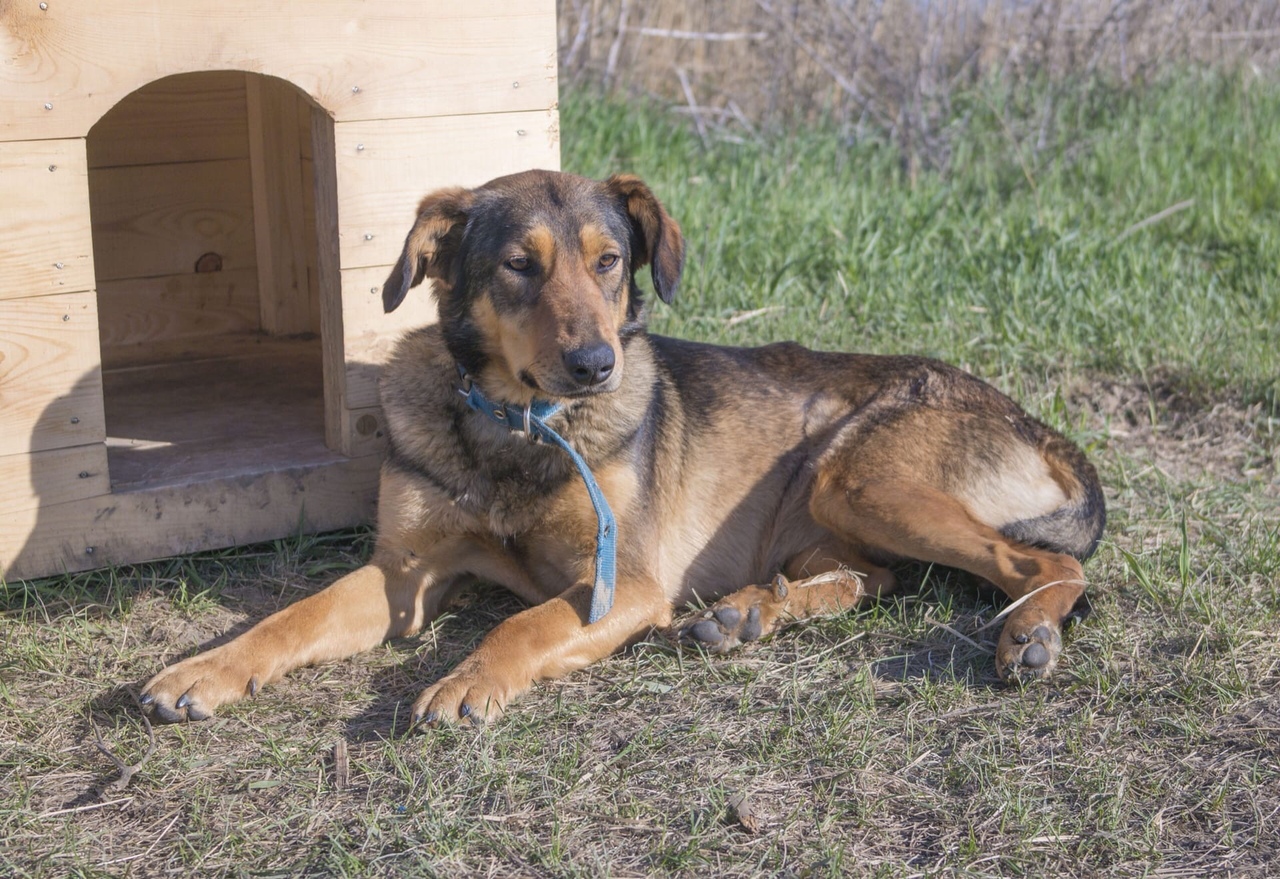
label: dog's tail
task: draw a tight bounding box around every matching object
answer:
[1000,435,1107,562]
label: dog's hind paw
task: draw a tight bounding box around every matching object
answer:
[996,614,1064,681]
[678,576,790,654]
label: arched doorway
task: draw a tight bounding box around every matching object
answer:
[87,71,340,491]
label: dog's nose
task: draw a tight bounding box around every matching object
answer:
[563,342,616,387]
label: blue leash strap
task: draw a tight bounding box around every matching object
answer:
[456,369,617,623]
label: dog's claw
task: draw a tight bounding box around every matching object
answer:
[175,693,191,709]
[138,693,154,706]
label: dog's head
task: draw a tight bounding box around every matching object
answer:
[382,170,684,403]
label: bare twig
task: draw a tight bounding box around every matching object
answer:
[604,0,630,88]
[1112,198,1196,245]
[633,27,768,42]
[970,579,1090,636]
[563,0,593,72]
[91,712,156,794]
[332,739,350,791]
[925,615,995,654]
[675,67,710,149]
[726,305,784,326]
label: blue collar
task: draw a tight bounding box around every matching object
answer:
[456,367,617,623]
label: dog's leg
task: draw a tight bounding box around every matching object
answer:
[140,547,454,722]
[811,479,1086,679]
[679,541,897,653]
[411,576,671,725]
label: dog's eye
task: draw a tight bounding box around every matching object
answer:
[505,256,531,273]
[598,253,620,271]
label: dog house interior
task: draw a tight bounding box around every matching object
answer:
[90,72,335,491]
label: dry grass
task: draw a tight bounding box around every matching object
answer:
[560,0,1280,170]
[2,375,1277,876]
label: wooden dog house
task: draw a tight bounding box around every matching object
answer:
[0,1,560,580]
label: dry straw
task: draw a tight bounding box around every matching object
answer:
[560,0,1280,166]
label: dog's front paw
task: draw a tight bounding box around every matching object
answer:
[140,647,262,723]
[996,611,1064,681]
[410,664,514,727]
[678,576,791,654]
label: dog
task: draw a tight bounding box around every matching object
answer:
[140,169,1105,725]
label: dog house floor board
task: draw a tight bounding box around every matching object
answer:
[102,335,339,492]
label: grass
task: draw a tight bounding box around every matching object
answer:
[2,72,1279,877]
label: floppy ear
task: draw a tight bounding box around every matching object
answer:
[605,174,685,304]
[382,187,474,313]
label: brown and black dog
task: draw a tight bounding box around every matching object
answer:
[141,170,1105,725]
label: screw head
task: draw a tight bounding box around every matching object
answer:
[39,2,48,10]
[48,164,57,172]
[364,233,374,241]
[62,314,70,321]
[43,102,53,110]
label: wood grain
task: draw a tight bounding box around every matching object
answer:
[0,140,96,299]
[86,71,249,169]
[103,336,325,491]
[333,110,561,270]
[96,268,260,356]
[0,290,106,456]
[1,0,558,141]
[0,444,110,513]
[338,265,440,411]
[1,453,379,580]
[87,158,257,283]
[247,75,317,336]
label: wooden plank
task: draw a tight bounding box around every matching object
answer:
[0,453,380,581]
[339,265,440,411]
[334,109,561,270]
[1,0,559,141]
[88,158,257,283]
[0,444,110,513]
[102,336,324,491]
[86,71,249,169]
[246,74,316,336]
[0,291,106,457]
[311,107,347,455]
[0,140,95,298]
[338,406,389,459]
[96,268,260,355]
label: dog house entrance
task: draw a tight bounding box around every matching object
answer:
[87,72,341,491]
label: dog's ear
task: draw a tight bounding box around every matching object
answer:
[382,187,474,313]
[605,174,684,304]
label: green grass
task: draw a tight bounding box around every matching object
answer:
[2,72,1278,877]
[562,72,1280,410]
